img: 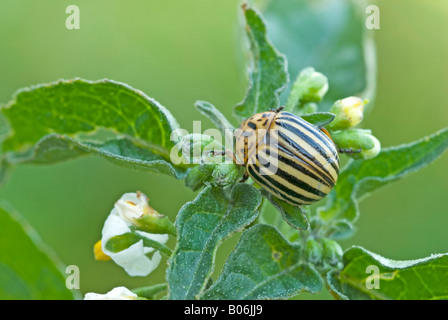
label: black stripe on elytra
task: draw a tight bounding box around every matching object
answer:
[275,121,339,174]
[276,131,336,183]
[275,143,335,187]
[274,143,336,187]
[256,153,327,198]
[262,146,333,188]
[279,112,338,150]
[277,114,339,167]
[248,161,317,203]
[247,165,307,205]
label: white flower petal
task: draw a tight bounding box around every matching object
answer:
[136,231,169,244]
[84,286,137,300]
[101,212,131,244]
[100,191,168,277]
[105,239,163,277]
[114,192,151,223]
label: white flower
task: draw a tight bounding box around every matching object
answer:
[101,192,169,277]
[84,286,137,300]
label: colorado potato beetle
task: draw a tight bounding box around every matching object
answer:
[235,108,339,206]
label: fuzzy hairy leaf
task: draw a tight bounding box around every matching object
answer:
[5,134,187,179]
[1,78,179,153]
[261,190,308,230]
[234,5,288,121]
[319,127,448,222]
[0,79,186,181]
[202,224,322,300]
[195,100,235,134]
[300,112,335,128]
[328,246,448,300]
[167,184,262,300]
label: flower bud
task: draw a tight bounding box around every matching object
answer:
[321,238,343,267]
[304,239,323,265]
[113,191,176,236]
[286,67,329,111]
[332,129,381,160]
[185,161,242,191]
[185,164,215,191]
[326,220,355,240]
[328,97,367,130]
[84,287,137,300]
[211,163,243,188]
[298,102,318,115]
[179,133,223,164]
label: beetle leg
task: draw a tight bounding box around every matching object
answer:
[239,171,249,183]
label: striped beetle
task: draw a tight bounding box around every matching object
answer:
[234,108,339,206]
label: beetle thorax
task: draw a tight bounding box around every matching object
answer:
[235,111,276,165]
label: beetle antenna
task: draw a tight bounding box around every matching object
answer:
[272,106,285,113]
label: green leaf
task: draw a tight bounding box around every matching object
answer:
[202,224,322,300]
[2,78,179,153]
[261,190,308,230]
[285,67,328,112]
[319,127,448,222]
[327,246,448,300]
[234,5,288,121]
[0,202,76,300]
[0,79,183,178]
[195,100,235,134]
[261,0,376,110]
[167,183,262,300]
[4,134,187,179]
[132,283,167,300]
[0,79,187,182]
[300,112,335,128]
[0,157,12,189]
[0,112,10,149]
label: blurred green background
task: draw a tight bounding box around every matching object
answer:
[0,0,447,299]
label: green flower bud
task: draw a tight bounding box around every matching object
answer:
[298,102,318,115]
[331,129,381,160]
[326,220,356,240]
[327,97,367,130]
[134,212,177,237]
[211,163,243,188]
[305,239,324,265]
[185,164,215,191]
[286,67,329,111]
[321,238,343,267]
[185,160,242,191]
[180,133,222,164]
[308,216,321,230]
